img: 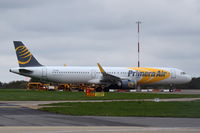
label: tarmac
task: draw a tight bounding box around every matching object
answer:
[0,90,200,133]
[0,127,199,133]
[2,97,200,109]
[0,103,200,127]
[0,104,200,132]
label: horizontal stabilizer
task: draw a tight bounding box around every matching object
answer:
[19,69,33,74]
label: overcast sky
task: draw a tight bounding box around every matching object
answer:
[0,0,200,82]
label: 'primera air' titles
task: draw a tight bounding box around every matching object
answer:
[128,70,168,77]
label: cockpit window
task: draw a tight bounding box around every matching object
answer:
[181,72,186,75]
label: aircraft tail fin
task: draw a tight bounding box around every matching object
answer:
[13,41,42,67]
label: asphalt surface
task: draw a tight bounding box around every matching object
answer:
[177,89,200,94]
[0,127,199,133]
[2,97,200,109]
[0,102,200,127]
[1,92,200,133]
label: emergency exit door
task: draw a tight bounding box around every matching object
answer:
[171,69,176,79]
[42,68,47,78]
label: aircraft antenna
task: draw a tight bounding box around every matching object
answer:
[136,21,141,67]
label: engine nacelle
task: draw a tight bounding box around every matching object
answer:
[119,80,136,89]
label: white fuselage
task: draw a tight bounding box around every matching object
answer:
[10,66,192,86]
[10,41,192,89]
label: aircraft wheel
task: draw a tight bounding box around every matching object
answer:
[103,88,109,92]
[96,87,102,92]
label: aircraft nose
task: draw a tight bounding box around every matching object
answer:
[9,68,14,72]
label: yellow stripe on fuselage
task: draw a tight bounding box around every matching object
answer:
[128,67,171,84]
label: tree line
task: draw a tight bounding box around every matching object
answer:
[0,77,200,89]
[0,81,28,89]
[142,77,200,89]
[176,77,200,89]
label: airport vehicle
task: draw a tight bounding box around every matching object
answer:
[10,41,192,91]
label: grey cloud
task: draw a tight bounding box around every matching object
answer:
[0,0,200,82]
[0,0,46,10]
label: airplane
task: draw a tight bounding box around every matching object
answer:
[10,41,192,91]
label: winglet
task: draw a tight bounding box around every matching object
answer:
[97,63,105,73]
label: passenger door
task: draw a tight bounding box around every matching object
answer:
[171,69,176,79]
[91,69,97,79]
[42,68,47,78]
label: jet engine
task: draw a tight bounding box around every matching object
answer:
[118,80,136,89]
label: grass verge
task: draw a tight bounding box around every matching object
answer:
[40,101,200,117]
[0,89,200,101]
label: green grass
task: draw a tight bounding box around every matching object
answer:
[0,89,200,101]
[40,101,200,117]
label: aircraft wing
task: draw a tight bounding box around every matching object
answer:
[97,63,121,83]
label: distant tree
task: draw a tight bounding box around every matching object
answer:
[176,77,200,89]
[140,77,200,89]
[29,78,42,82]
[188,77,200,89]
[0,82,3,88]
[29,78,56,85]
[1,81,28,89]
